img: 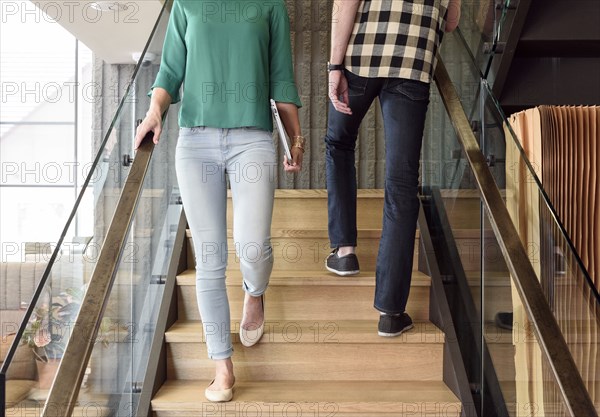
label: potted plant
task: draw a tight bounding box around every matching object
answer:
[21,286,118,390]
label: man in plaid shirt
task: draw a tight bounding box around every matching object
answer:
[324,0,460,336]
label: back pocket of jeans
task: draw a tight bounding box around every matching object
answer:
[392,80,430,101]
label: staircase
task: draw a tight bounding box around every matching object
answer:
[151,190,462,416]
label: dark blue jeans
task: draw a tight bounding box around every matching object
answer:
[325,70,430,315]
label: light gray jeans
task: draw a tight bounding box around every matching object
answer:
[175,127,276,360]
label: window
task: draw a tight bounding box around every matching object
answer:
[1,8,93,262]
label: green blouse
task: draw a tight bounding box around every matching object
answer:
[149,0,302,131]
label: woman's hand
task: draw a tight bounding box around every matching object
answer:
[275,101,303,173]
[134,88,172,150]
[134,110,163,150]
[283,146,303,173]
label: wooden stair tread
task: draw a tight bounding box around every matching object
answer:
[166,320,445,344]
[152,380,461,414]
[250,189,385,199]
[5,380,36,405]
[159,189,475,413]
[186,228,499,238]
[187,228,390,239]
[7,391,112,416]
[222,189,487,199]
[6,405,113,417]
[465,270,511,286]
[176,269,431,287]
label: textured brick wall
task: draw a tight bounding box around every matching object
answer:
[284,0,387,189]
[97,0,488,191]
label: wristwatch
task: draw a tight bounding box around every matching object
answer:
[327,62,345,73]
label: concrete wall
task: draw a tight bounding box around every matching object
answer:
[94,0,497,193]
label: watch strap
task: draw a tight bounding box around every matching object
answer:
[327,62,345,72]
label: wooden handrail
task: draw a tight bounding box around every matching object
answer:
[434,58,597,417]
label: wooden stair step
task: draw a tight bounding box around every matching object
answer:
[448,272,512,323]
[234,190,386,229]
[220,189,484,229]
[188,228,391,239]
[465,270,511,287]
[176,270,432,321]
[151,380,462,417]
[7,391,112,416]
[4,380,36,406]
[165,319,445,344]
[187,227,502,240]
[176,269,431,287]
[5,406,113,417]
[185,226,507,272]
[186,229,419,271]
[166,319,444,381]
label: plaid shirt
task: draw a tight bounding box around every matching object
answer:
[345,0,449,83]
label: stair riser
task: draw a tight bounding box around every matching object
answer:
[187,236,419,271]
[470,286,513,322]
[231,198,385,230]
[177,285,431,321]
[455,238,510,272]
[167,343,444,381]
[488,344,516,382]
[225,195,481,230]
[154,191,468,414]
[166,321,445,345]
[185,234,506,272]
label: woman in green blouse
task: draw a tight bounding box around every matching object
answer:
[135,0,304,402]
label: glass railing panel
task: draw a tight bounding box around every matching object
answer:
[438,29,484,144]
[473,70,600,412]
[431,47,598,413]
[1,108,130,412]
[425,77,590,413]
[480,205,518,417]
[457,0,494,76]
[74,125,181,416]
[70,6,179,416]
[482,206,574,417]
[423,85,485,415]
[496,110,600,412]
[0,3,172,415]
[457,0,512,80]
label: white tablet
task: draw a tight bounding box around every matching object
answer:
[270,99,293,163]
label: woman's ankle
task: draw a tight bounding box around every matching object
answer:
[211,359,234,387]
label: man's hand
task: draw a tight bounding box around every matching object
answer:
[134,110,162,150]
[329,71,352,115]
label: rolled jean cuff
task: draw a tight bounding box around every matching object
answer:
[330,242,357,249]
[208,347,234,361]
[374,303,404,316]
[243,284,267,298]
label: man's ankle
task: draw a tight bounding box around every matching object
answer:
[337,246,356,257]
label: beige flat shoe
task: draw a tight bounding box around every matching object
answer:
[240,294,264,347]
[204,379,234,402]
